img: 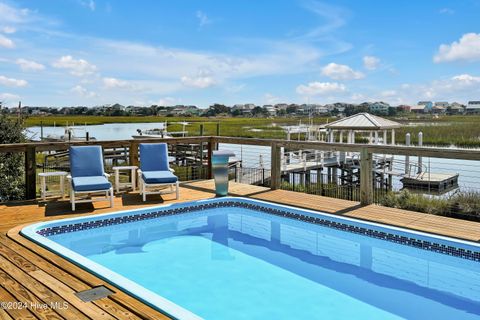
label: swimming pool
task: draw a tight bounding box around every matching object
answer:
[22,197,480,319]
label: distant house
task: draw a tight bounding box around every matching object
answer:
[432,105,446,114]
[369,102,390,114]
[111,103,125,111]
[435,101,449,108]
[313,105,329,115]
[231,104,254,115]
[410,105,428,113]
[397,105,411,112]
[466,101,480,114]
[263,105,277,116]
[168,105,199,116]
[417,101,433,111]
[274,103,288,111]
[447,102,465,115]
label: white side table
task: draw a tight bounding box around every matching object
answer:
[38,171,68,200]
[112,166,138,193]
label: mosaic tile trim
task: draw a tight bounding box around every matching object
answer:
[36,200,480,262]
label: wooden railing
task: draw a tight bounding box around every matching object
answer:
[2,136,480,204]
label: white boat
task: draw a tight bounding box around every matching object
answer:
[42,126,96,142]
[132,122,189,139]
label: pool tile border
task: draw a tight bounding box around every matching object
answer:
[36,201,480,262]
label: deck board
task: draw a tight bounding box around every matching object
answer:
[1,180,480,319]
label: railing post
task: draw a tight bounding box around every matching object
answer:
[129,141,139,167]
[270,142,281,189]
[25,146,36,200]
[207,137,214,179]
[360,147,373,205]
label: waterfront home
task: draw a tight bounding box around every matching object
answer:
[432,105,447,114]
[262,105,277,116]
[466,101,480,114]
[368,101,390,114]
[435,101,449,108]
[397,104,412,112]
[410,104,428,113]
[448,102,466,115]
[417,101,433,111]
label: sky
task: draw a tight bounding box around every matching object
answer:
[0,0,480,108]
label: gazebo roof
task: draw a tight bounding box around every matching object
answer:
[323,113,402,130]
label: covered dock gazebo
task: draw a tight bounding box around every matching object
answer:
[322,112,402,145]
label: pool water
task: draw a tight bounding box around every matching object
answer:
[23,199,480,319]
[36,202,480,320]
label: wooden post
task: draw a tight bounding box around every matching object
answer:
[207,137,214,179]
[129,141,139,167]
[199,124,205,174]
[25,146,36,200]
[215,122,220,149]
[360,148,373,205]
[270,142,281,189]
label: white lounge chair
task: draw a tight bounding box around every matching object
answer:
[138,143,179,202]
[68,146,114,211]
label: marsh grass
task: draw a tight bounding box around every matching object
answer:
[25,115,331,140]
[380,189,480,219]
[24,115,480,147]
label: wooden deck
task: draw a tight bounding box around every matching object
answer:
[1,180,480,319]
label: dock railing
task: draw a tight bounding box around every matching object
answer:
[2,136,480,210]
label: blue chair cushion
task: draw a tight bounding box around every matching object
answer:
[139,143,170,172]
[70,146,105,177]
[72,176,111,192]
[142,171,178,184]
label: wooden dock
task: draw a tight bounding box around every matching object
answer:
[401,172,459,192]
[1,181,480,319]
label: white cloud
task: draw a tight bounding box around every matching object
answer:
[0,3,30,24]
[80,0,96,11]
[363,55,380,70]
[0,92,20,101]
[1,26,16,34]
[350,93,366,103]
[377,73,480,104]
[380,90,397,97]
[434,33,480,63]
[451,74,480,85]
[15,58,46,71]
[52,55,97,76]
[196,11,211,27]
[321,63,364,80]
[103,77,131,89]
[439,8,454,15]
[296,82,346,96]
[264,93,280,104]
[300,2,347,38]
[181,74,216,88]
[0,34,14,48]
[71,85,97,98]
[0,75,27,87]
[154,97,176,106]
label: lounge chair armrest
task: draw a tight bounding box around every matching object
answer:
[66,174,72,180]
[104,172,110,178]
[169,168,175,173]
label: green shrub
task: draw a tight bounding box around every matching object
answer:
[0,114,26,201]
